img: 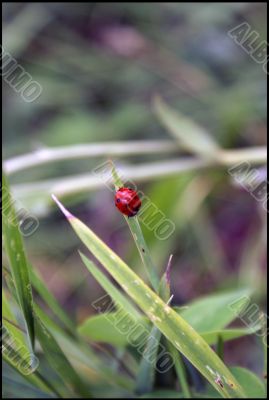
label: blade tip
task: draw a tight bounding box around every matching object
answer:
[51,193,74,219]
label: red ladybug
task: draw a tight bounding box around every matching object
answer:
[114,187,141,217]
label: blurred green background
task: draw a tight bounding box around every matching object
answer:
[3,3,267,395]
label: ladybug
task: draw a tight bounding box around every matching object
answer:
[114,187,141,217]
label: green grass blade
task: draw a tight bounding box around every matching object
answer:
[2,289,27,351]
[3,266,18,303]
[200,326,261,345]
[230,367,266,398]
[135,326,162,395]
[207,367,266,398]
[2,173,35,349]
[166,340,191,398]
[28,263,75,335]
[79,312,136,347]
[34,302,135,391]
[135,260,172,394]
[216,335,224,361]
[2,291,59,396]
[79,313,129,347]
[79,252,182,394]
[79,252,141,320]
[106,163,169,393]
[52,195,246,398]
[79,254,160,387]
[126,217,160,291]
[154,97,220,158]
[79,314,260,348]
[3,353,61,397]
[34,314,91,398]
[111,161,162,394]
[5,264,135,392]
[260,313,267,383]
[179,289,252,332]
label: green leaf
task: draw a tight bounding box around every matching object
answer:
[2,361,55,399]
[154,97,220,158]
[79,312,136,347]
[207,367,266,398]
[230,367,266,398]
[166,340,191,398]
[34,314,91,397]
[135,326,162,395]
[2,291,58,396]
[259,312,267,380]
[135,259,173,395]
[52,195,246,398]
[127,216,160,292]
[79,253,162,394]
[79,252,141,320]
[3,266,18,302]
[2,289,27,351]
[34,303,135,391]
[3,361,57,399]
[179,289,252,332]
[3,351,60,397]
[2,173,35,349]
[201,326,261,345]
[3,268,127,397]
[79,316,260,348]
[28,263,75,335]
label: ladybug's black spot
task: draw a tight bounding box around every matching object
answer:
[116,198,121,203]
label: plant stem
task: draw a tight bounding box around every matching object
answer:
[4,144,266,176]
[4,140,178,175]
[126,217,159,292]
[111,161,159,292]
[216,335,224,361]
[10,146,266,199]
[167,341,192,398]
